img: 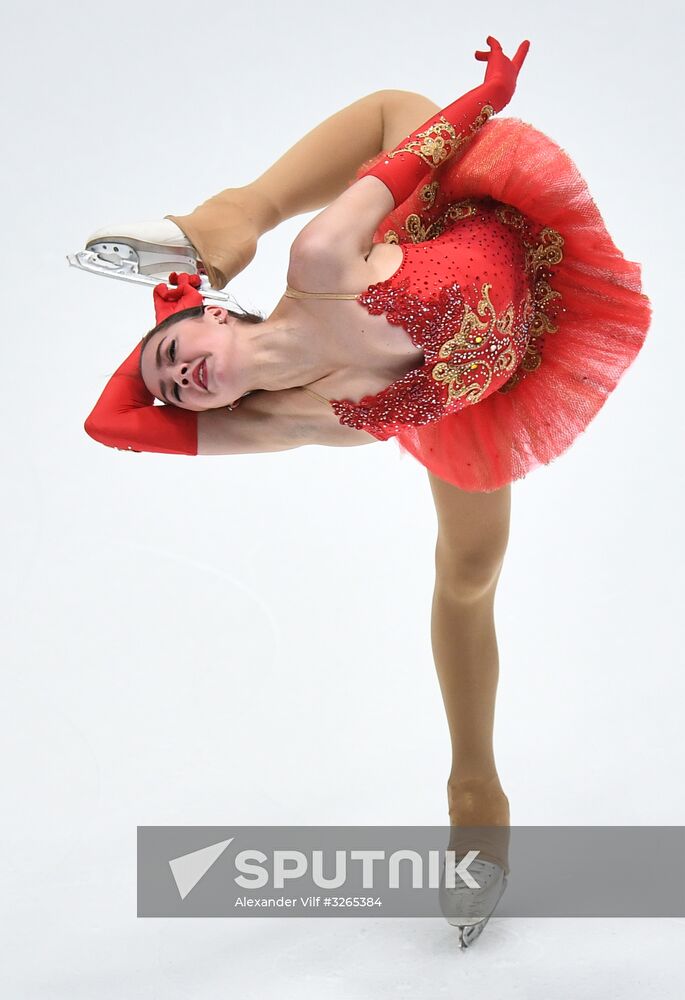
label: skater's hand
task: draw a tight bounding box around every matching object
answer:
[474,36,530,108]
[154,271,202,303]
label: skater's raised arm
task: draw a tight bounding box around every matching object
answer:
[246,37,527,233]
[292,37,530,264]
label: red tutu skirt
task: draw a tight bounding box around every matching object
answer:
[358,117,652,492]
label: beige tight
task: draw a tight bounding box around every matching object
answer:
[428,471,511,867]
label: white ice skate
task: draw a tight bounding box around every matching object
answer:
[66,219,233,303]
[439,853,508,949]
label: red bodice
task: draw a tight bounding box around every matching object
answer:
[326,197,557,441]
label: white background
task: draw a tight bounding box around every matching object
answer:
[1,0,683,996]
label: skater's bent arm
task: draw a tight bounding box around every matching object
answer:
[196,401,308,456]
[290,175,395,266]
[279,91,443,265]
[83,344,375,455]
[196,393,377,454]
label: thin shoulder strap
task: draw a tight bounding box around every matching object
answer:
[285,283,359,301]
[300,385,331,405]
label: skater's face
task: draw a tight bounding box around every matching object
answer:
[140,306,239,411]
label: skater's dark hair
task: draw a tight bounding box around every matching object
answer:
[140,301,264,354]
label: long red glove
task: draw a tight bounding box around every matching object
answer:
[83,341,198,455]
[360,35,530,208]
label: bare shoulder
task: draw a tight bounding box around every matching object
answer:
[197,386,380,456]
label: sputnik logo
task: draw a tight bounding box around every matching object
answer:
[169,837,234,900]
[167,839,485,899]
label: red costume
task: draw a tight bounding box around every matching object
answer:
[288,118,651,490]
[84,38,652,490]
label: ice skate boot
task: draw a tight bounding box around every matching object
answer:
[439,853,508,949]
[66,219,232,301]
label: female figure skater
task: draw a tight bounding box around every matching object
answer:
[78,37,651,946]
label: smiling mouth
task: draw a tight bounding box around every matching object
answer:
[192,359,208,390]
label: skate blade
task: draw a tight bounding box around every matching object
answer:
[66,249,233,303]
[442,873,507,949]
[459,917,489,948]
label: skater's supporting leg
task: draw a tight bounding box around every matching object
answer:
[427,471,512,831]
